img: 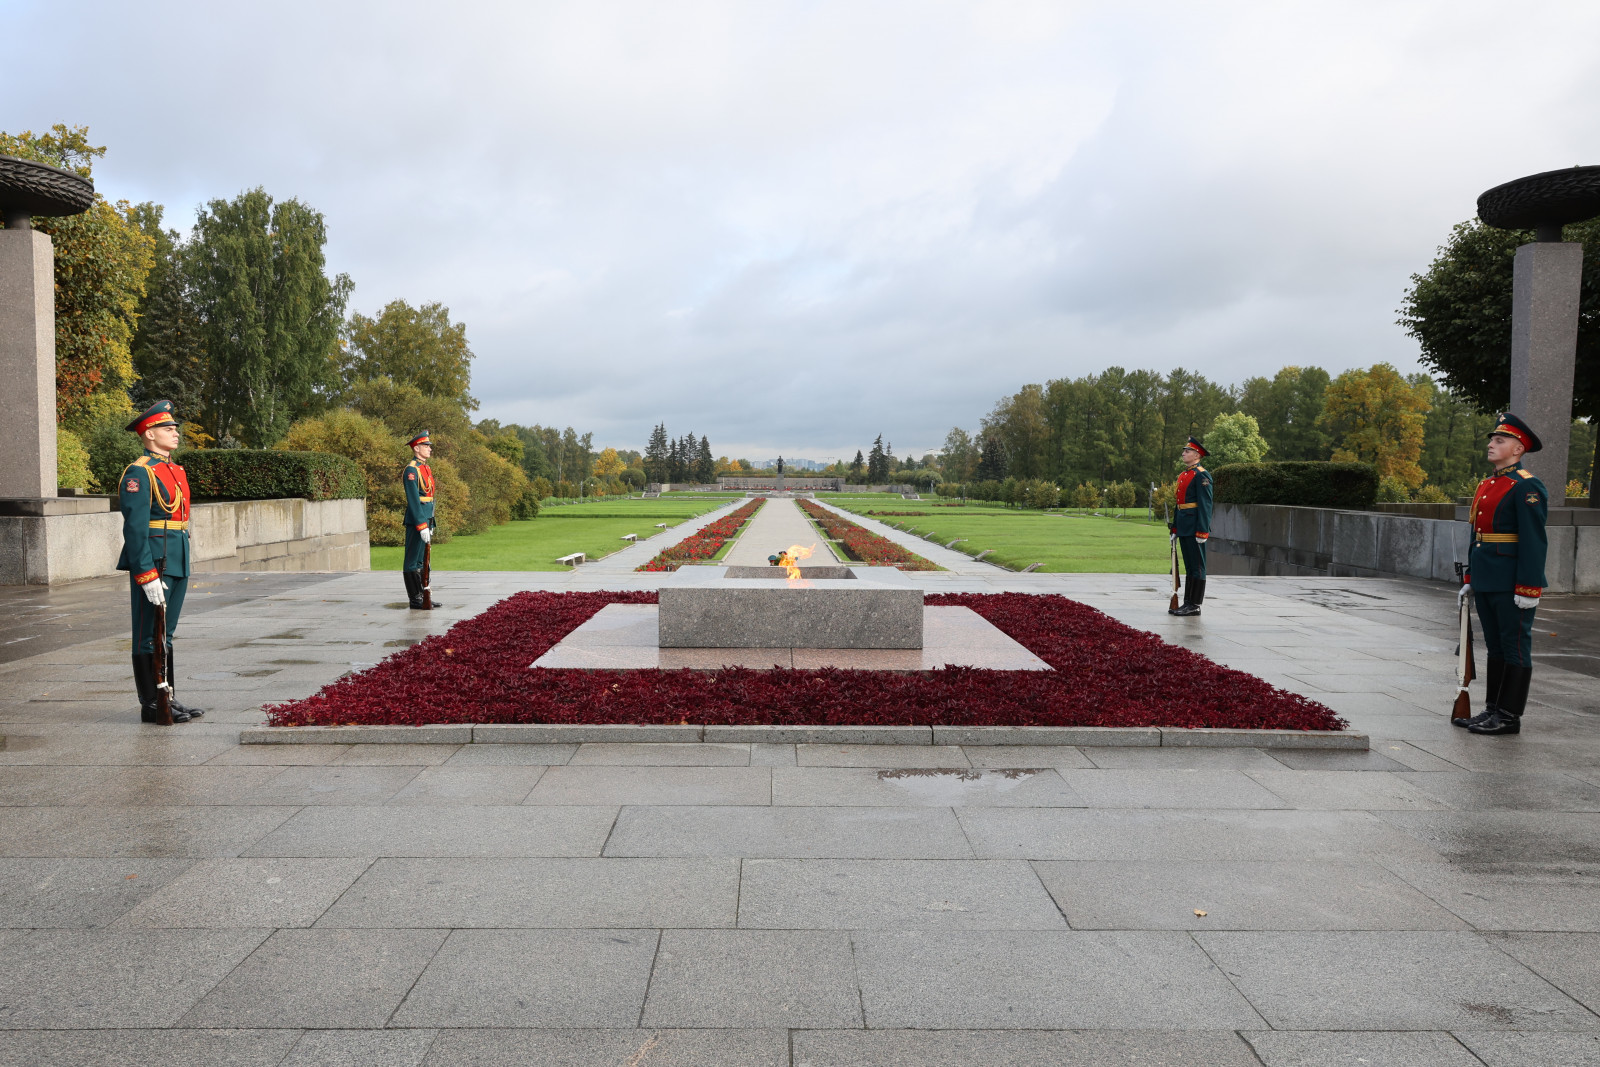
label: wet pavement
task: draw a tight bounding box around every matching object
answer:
[1,561,1598,1066]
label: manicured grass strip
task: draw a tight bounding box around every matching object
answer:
[833,503,1170,573]
[371,497,732,571]
[264,590,1345,732]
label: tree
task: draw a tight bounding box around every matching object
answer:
[866,436,889,483]
[1402,217,1600,487]
[1417,382,1496,492]
[643,423,669,482]
[127,203,207,426]
[343,299,477,410]
[982,384,1049,478]
[1318,363,1432,490]
[1239,366,1332,460]
[593,447,626,478]
[694,435,714,483]
[848,450,865,480]
[940,427,978,483]
[1203,413,1271,467]
[186,187,351,447]
[0,125,154,433]
[975,432,1008,481]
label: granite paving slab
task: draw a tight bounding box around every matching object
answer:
[772,767,1082,807]
[641,929,862,1027]
[0,928,269,1028]
[527,765,771,806]
[388,928,659,1028]
[604,805,974,858]
[1246,769,1452,810]
[314,857,739,929]
[1241,1030,1487,1066]
[0,806,297,859]
[385,765,547,805]
[233,765,424,806]
[1455,1030,1600,1066]
[567,742,750,766]
[795,744,970,768]
[0,1029,303,1066]
[852,929,1265,1029]
[241,805,618,858]
[112,858,372,929]
[421,1027,788,1067]
[1060,769,1288,809]
[791,1029,1265,1066]
[737,858,1067,930]
[1487,932,1600,1014]
[0,857,195,928]
[178,928,447,1028]
[1197,931,1600,1030]
[1377,811,1600,864]
[1034,860,1467,931]
[1381,861,1600,931]
[278,1028,438,1067]
[1396,771,1600,812]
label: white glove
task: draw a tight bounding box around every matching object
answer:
[141,579,166,606]
[1457,583,1471,601]
[1515,594,1538,610]
[420,527,433,544]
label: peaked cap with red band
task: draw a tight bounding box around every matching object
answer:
[1183,436,1208,458]
[125,400,179,435]
[1487,412,1542,453]
[407,431,431,448]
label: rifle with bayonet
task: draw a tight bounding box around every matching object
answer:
[151,562,174,725]
[1166,503,1180,611]
[422,519,434,611]
[1452,560,1475,721]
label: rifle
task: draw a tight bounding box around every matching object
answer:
[151,562,173,725]
[1451,561,1475,720]
[422,520,433,611]
[1169,535,1181,612]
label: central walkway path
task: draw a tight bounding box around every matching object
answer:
[722,497,829,567]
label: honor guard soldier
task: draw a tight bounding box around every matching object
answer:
[119,401,205,724]
[1168,436,1213,616]
[402,431,438,609]
[1456,413,1548,736]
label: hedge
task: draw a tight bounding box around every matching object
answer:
[175,449,366,502]
[1212,461,1378,509]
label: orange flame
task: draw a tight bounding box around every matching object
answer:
[781,542,816,580]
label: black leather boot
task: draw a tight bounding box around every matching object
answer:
[1172,575,1202,616]
[1455,656,1504,729]
[404,570,426,609]
[1470,665,1529,735]
[167,647,205,719]
[1192,578,1206,605]
[133,653,188,725]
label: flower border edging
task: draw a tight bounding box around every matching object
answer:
[239,723,1369,749]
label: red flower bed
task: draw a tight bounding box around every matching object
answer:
[637,499,764,571]
[799,499,939,571]
[266,591,1345,732]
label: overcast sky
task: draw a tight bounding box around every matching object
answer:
[8,0,1598,460]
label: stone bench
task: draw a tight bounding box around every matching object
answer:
[556,552,585,566]
[620,534,638,542]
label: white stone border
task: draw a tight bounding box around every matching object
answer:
[240,722,1368,749]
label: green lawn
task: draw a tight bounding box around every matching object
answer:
[370,497,733,571]
[831,502,1172,573]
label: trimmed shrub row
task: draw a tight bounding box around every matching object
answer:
[1212,461,1378,509]
[175,449,366,502]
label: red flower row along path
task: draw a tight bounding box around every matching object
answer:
[636,499,765,571]
[267,590,1345,732]
[798,499,939,571]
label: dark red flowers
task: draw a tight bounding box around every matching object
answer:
[798,499,939,570]
[265,591,1346,732]
[637,499,765,571]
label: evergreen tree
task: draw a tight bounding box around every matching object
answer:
[848,450,865,481]
[975,432,1008,481]
[643,423,669,483]
[127,204,206,423]
[866,435,889,483]
[695,435,715,483]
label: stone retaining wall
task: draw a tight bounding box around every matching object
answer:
[1208,501,1600,593]
[0,496,368,585]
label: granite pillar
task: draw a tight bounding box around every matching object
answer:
[1508,241,1584,505]
[0,228,58,499]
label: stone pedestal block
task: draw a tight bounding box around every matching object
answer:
[0,229,57,498]
[1509,241,1583,505]
[658,566,923,649]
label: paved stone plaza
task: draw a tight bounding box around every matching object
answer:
[2,504,1599,1065]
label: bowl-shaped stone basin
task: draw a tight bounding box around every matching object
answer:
[0,154,95,223]
[1478,165,1600,230]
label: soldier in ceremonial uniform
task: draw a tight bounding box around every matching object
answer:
[402,431,439,609]
[119,401,205,724]
[1168,436,1213,617]
[1456,413,1548,736]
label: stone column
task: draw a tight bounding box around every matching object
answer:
[1507,241,1584,506]
[0,228,57,499]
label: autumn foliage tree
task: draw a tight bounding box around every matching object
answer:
[0,125,154,434]
[1317,363,1432,490]
[342,299,477,411]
